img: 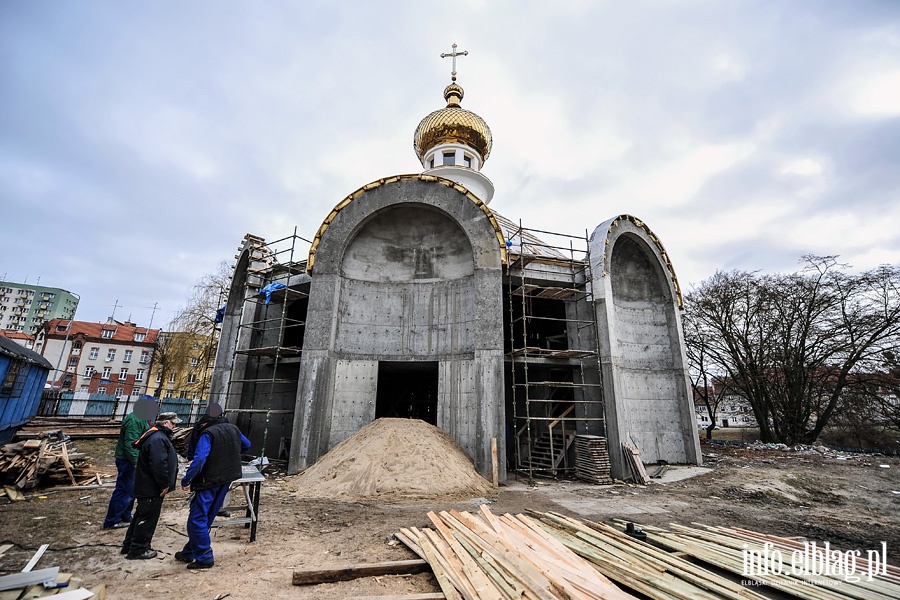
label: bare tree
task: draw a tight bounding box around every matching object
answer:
[683,310,731,439]
[684,257,900,445]
[153,262,232,400]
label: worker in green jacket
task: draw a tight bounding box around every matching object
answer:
[103,397,154,529]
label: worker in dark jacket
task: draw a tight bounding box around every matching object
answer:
[175,416,250,569]
[121,411,181,560]
[102,397,152,529]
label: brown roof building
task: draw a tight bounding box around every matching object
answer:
[37,318,160,394]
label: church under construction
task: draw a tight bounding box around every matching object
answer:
[208,49,701,483]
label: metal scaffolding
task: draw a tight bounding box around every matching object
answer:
[225,230,310,461]
[505,222,605,481]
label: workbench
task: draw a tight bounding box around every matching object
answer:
[210,464,265,542]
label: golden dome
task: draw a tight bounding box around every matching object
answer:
[413,83,492,163]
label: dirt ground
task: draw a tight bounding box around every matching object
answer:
[1,438,899,599]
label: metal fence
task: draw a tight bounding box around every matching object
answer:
[37,391,207,425]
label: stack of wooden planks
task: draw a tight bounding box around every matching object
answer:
[0,434,100,491]
[621,443,650,484]
[529,511,774,600]
[573,435,612,484]
[396,506,637,599]
[623,520,900,600]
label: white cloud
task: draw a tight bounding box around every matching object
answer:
[780,157,824,176]
[851,69,900,117]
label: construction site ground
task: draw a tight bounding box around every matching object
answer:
[1,438,899,599]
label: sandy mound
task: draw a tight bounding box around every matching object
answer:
[293,418,494,500]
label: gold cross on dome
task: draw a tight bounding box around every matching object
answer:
[440,43,468,82]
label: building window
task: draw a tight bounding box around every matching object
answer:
[101,329,114,339]
[68,356,78,367]
[89,347,99,360]
[106,349,116,362]
[84,366,95,378]
[134,332,146,342]
[140,351,150,363]
[57,323,69,332]
[0,360,23,397]
[463,154,472,168]
[119,368,128,380]
[168,373,176,383]
[101,367,112,379]
[429,158,435,168]
[190,357,199,367]
[72,341,83,350]
[80,385,89,392]
[155,372,162,383]
[136,369,145,382]
[123,350,132,363]
[442,151,455,166]
[98,386,107,394]
[115,387,124,397]
[187,372,198,384]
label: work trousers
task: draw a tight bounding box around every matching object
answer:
[180,484,230,565]
[103,458,136,527]
[122,496,164,557]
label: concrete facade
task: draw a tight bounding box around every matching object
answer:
[589,216,702,479]
[210,78,700,484]
[289,175,507,480]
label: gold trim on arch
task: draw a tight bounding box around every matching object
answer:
[307,173,507,272]
[607,215,683,308]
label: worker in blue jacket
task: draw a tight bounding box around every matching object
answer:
[174,413,250,569]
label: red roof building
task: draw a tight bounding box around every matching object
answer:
[37,318,160,394]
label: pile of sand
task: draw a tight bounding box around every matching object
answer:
[293,418,494,500]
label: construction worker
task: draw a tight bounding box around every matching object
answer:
[102,396,153,529]
[120,411,180,560]
[175,413,250,569]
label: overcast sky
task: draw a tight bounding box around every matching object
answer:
[3,1,899,327]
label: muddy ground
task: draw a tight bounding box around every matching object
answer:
[1,439,898,599]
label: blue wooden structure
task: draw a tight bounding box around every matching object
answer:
[0,335,53,444]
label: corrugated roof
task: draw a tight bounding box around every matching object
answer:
[0,334,52,369]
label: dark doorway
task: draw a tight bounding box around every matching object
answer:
[376,361,439,425]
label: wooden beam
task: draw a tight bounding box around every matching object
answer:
[292,559,430,585]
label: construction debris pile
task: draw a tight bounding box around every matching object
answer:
[0,432,100,494]
[391,507,900,600]
[293,418,494,500]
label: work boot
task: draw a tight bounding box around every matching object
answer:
[186,560,213,569]
[174,551,192,563]
[126,549,158,560]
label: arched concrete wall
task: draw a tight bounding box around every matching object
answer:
[589,215,701,479]
[289,176,506,481]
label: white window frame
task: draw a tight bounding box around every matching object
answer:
[123,350,132,363]
[89,347,99,360]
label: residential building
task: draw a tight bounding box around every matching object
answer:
[0,330,36,350]
[695,394,758,428]
[0,282,78,336]
[37,318,160,396]
[147,330,217,400]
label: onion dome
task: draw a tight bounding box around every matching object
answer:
[413,83,492,163]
